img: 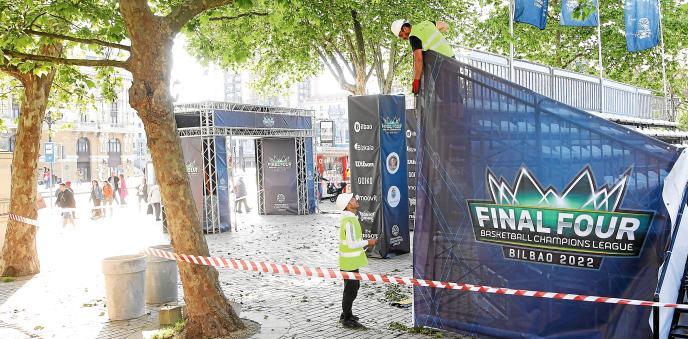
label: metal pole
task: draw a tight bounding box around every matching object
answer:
[657,0,670,120]
[596,0,605,113]
[509,0,515,81]
[48,123,54,208]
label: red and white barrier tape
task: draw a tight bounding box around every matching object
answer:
[144,247,688,310]
[5,212,685,310]
[7,213,40,227]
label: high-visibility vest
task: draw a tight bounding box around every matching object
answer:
[410,21,455,58]
[339,215,369,271]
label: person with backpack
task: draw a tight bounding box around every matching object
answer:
[89,180,104,219]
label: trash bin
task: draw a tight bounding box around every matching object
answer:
[145,244,178,304]
[102,254,147,320]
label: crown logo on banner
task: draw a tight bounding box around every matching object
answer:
[381,117,402,134]
[466,166,653,269]
[486,167,628,212]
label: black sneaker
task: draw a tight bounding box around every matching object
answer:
[341,317,365,329]
[340,313,359,322]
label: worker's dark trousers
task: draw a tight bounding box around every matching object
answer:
[342,269,360,319]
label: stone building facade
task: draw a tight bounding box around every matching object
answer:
[0,72,149,184]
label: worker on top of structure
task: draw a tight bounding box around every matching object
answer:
[390,19,456,94]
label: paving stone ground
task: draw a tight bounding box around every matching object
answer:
[0,196,468,338]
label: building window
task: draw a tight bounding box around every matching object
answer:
[11,100,19,119]
[77,137,90,154]
[110,102,118,124]
[9,135,16,152]
[108,139,121,153]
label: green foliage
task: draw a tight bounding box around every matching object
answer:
[0,0,129,121]
[389,321,444,338]
[151,320,186,339]
[678,108,688,131]
[186,0,469,94]
[464,0,688,101]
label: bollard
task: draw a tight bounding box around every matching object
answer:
[102,254,147,320]
[145,245,179,304]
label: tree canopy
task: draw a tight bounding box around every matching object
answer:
[185,0,469,95]
[462,0,688,100]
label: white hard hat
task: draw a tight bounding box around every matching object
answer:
[390,19,407,36]
[336,193,355,211]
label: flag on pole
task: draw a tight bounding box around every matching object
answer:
[561,0,599,26]
[624,0,660,52]
[515,0,549,30]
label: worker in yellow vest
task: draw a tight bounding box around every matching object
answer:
[336,193,377,329]
[391,19,455,94]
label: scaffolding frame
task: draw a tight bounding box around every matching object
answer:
[175,102,313,232]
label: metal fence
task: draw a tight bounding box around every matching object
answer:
[455,48,674,121]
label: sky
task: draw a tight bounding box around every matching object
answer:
[170,37,351,104]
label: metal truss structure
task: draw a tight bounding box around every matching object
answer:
[178,127,312,138]
[255,138,265,215]
[295,137,308,215]
[175,101,313,116]
[175,102,314,232]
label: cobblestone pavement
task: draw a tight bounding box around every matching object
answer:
[0,199,468,338]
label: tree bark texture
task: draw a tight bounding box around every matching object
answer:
[0,63,57,277]
[119,1,243,337]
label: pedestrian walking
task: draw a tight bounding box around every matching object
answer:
[56,183,76,227]
[148,184,161,221]
[335,193,377,329]
[118,174,128,205]
[108,173,120,204]
[233,177,251,213]
[137,177,148,212]
[102,181,114,217]
[89,180,104,219]
[65,181,77,219]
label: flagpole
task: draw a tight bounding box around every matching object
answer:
[596,0,604,114]
[657,0,670,119]
[509,0,515,81]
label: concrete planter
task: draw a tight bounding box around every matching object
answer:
[102,254,147,320]
[145,245,179,304]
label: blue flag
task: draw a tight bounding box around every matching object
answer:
[624,0,660,52]
[561,0,598,26]
[515,0,549,30]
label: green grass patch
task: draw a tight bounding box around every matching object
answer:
[1,276,15,283]
[151,320,186,339]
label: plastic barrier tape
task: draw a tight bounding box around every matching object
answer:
[143,247,688,310]
[6,212,686,310]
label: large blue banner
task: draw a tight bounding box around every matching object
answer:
[515,0,549,30]
[215,137,231,232]
[214,111,312,130]
[414,51,681,338]
[561,0,598,26]
[624,0,660,52]
[379,96,411,255]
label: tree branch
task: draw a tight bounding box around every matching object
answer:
[209,11,270,21]
[166,0,236,33]
[25,29,131,51]
[0,63,28,85]
[315,46,355,93]
[2,49,128,69]
[562,51,587,69]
